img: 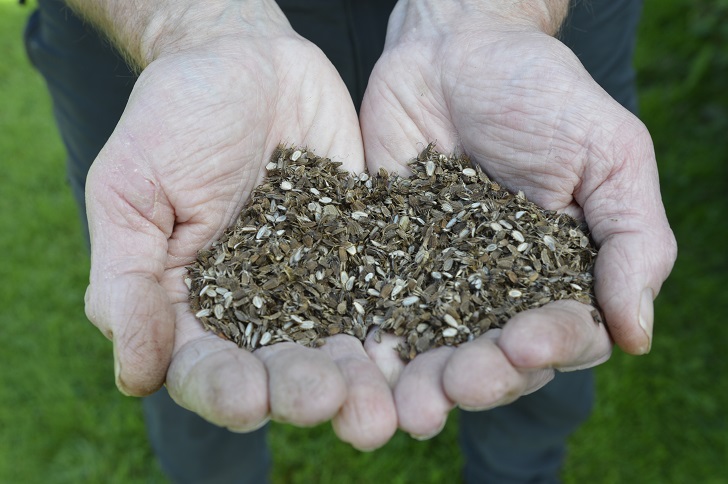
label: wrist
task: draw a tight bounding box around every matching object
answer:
[388,0,568,44]
[143,0,293,66]
[65,0,293,68]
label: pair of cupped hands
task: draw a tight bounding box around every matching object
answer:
[83,3,676,450]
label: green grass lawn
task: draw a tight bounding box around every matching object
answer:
[1,0,726,482]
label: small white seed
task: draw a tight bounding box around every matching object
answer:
[442,328,458,338]
[543,235,557,251]
[402,296,420,306]
[426,160,436,176]
[353,301,365,315]
[443,314,459,328]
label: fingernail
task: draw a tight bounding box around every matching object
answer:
[409,419,447,441]
[227,416,271,433]
[410,432,438,441]
[113,347,131,397]
[638,288,654,354]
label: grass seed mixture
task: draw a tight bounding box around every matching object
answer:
[187,145,598,360]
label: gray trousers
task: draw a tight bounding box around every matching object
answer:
[25,0,642,482]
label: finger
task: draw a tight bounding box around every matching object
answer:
[85,143,177,396]
[363,329,407,387]
[442,331,553,411]
[166,333,270,432]
[318,335,397,451]
[254,342,347,427]
[394,346,456,439]
[577,115,677,354]
[496,300,612,372]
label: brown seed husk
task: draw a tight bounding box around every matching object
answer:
[187,144,599,360]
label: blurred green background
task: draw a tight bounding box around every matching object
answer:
[1,0,726,482]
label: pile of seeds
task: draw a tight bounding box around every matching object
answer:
[187,145,598,360]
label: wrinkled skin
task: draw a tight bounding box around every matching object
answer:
[359,12,676,437]
[85,26,398,450]
[84,6,677,449]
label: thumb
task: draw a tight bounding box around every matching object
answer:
[579,118,677,355]
[84,137,176,396]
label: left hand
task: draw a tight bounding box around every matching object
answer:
[359,2,676,438]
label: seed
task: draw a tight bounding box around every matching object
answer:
[290,150,302,161]
[353,301,365,315]
[442,328,458,338]
[443,314,459,328]
[543,235,557,251]
[280,180,293,191]
[319,197,333,204]
[462,168,477,177]
[509,289,523,298]
[426,160,436,176]
[345,276,355,291]
[260,332,272,346]
[252,296,264,309]
[391,279,406,298]
[256,225,270,240]
[511,230,525,243]
[402,296,420,306]
[195,309,211,318]
[214,304,224,319]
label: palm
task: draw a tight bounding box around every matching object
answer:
[85,33,396,449]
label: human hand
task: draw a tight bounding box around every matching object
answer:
[359,1,677,437]
[83,2,396,449]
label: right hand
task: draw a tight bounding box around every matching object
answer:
[84,3,396,450]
